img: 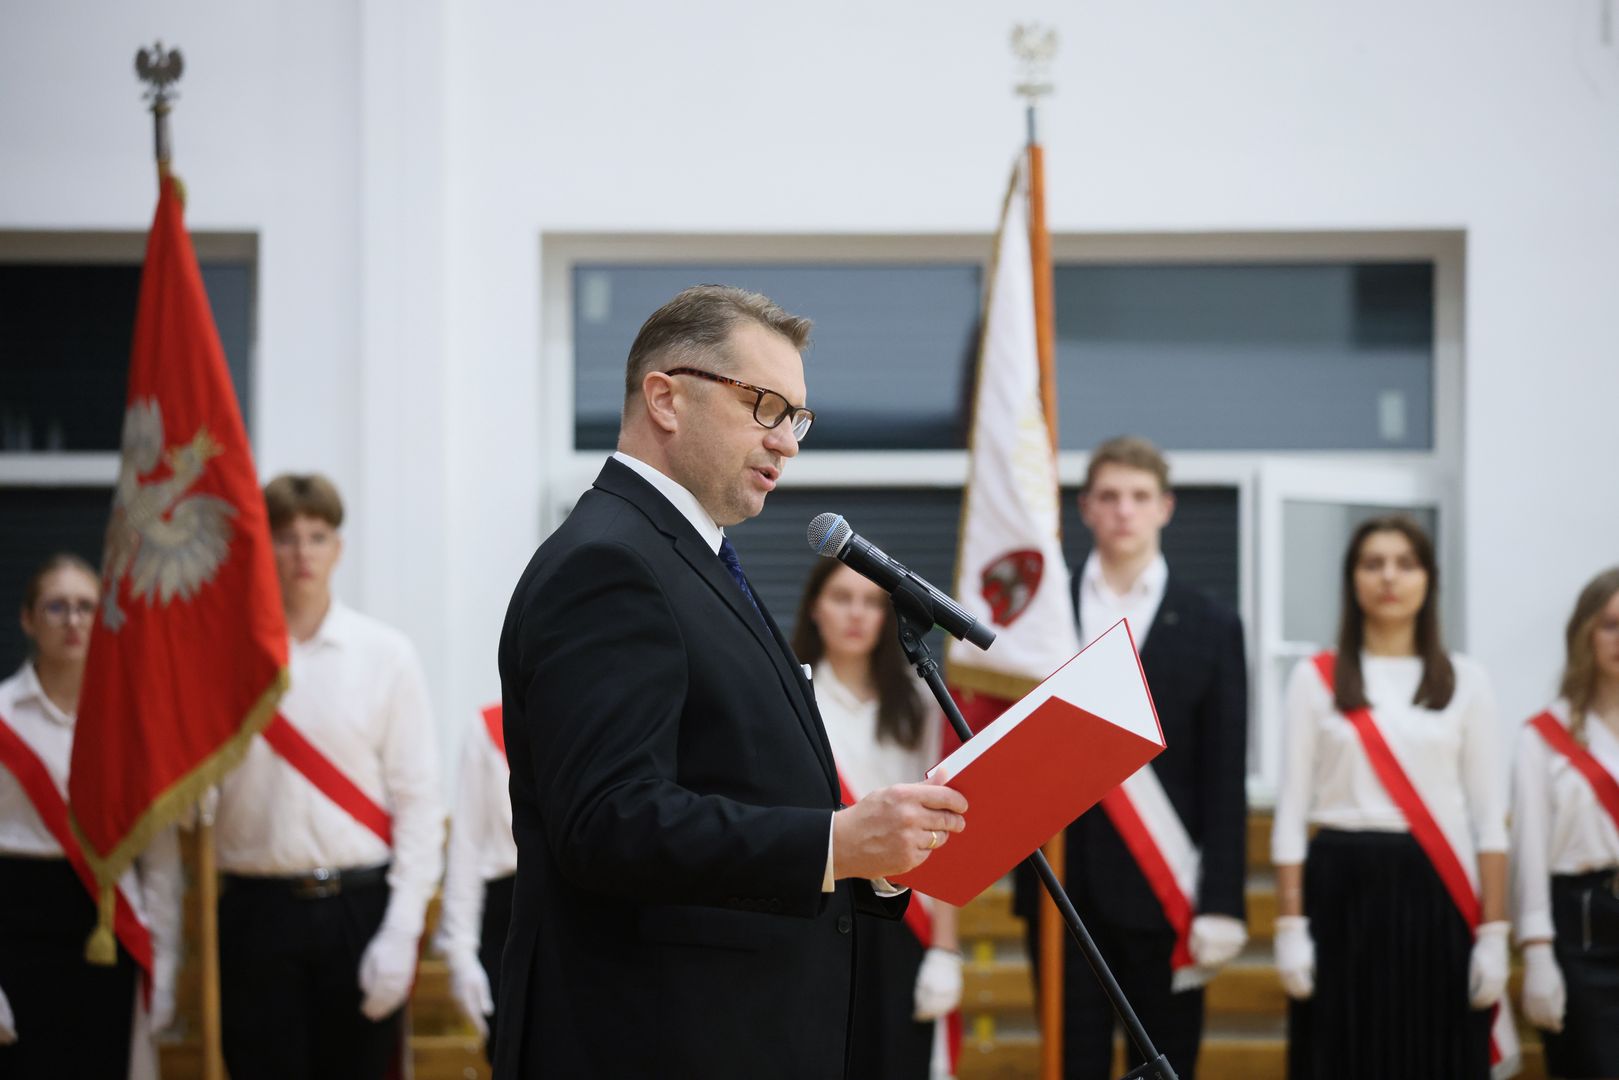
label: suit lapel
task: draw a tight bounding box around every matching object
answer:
[595,460,837,788]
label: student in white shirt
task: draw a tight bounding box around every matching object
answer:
[214,474,444,1080]
[0,553,181,1080]
[1511,566,1619,1078]
[790,558,962,1080]
[1272,515,1509,1080]
[435,703,516,1059]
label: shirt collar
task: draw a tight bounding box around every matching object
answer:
[14,662,74,728]
[300,598,358,650]
[612,450,726,555]
[1081,551,1168,601]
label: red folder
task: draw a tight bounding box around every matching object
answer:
[895,618,1164,906]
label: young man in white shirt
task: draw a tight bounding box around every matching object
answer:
[1015,436,1250,1080]
[214,474,444,1080]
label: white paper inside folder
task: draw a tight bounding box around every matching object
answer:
[928,617,1163,779]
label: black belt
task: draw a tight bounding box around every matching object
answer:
[223,863,389,900]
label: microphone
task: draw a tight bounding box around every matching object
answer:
[807,512,995,650]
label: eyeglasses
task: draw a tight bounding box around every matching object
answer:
[39,598,97,625]
[664,368,815,441]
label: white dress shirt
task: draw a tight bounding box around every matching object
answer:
[436,710,517,960]
[0,662,183,1078]
[1078,551,1168,649]
[214,600,445,938]
[1271,653,1508,866]
[1511,700,1619,943]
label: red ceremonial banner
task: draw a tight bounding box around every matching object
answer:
[68,174,289,959]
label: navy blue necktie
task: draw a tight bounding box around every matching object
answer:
[717,537,767,627]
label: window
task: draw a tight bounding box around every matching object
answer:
[550,232,1463,801]
[0,233,257,666]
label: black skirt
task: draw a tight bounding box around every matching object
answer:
[847,911,933,1080]
[1287,829,1492,1080]
[0,855,137,1079]
[1541,868,1619,1078]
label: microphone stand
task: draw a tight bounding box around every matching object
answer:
[889,578,1176,1080]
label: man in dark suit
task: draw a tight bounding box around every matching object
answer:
[1016,436,1249,1080]
[493,285,969,1079]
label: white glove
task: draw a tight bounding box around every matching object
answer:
[148,945,180,1033]
[1274,915,1315,1000]
[0,982,15,1045]
[1469,921,1511,1008]
[1521,941,1566,1031]
[1189,914,1248,970]
[358,925,420,1021]
[912,947,964,1021]
[446,950,494,1039]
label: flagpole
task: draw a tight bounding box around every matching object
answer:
[134,41,224,1080]
[1012,25,1068,1080]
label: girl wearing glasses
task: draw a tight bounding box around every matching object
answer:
[792,558,961,1080]
[0,553,181,1079]
[1512,567,1619,1079]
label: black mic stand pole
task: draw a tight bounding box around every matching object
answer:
[889,579,1176,1080]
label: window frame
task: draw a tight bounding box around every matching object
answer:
[541,229,1465,804]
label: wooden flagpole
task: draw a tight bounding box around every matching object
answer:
[135,42,224,1080]
[1013,25,1065,1080]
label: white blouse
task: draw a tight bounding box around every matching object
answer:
[435,709,518,960]
[1511,700,1619,943]
[1271,652,1508,866]
[814,664,941,801]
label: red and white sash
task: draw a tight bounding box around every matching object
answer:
[836,769,962,1071]
[262,711,393,845]
[0,709,154,980]
[482,703,506,763]
[1312,651,1519,1077]
[1099,766,1207,990]
[1527,706,1619,833]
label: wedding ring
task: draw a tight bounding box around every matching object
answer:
[927,830,940,850]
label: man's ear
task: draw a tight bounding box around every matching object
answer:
[1158,490,1177,528]
[642,371,680,434]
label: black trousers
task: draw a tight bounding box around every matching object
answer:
[1541,868,1619,1079]
[219,871,402,1080]
[479,872,515,1064]
[1024,890,1205,1080]
[0,856,136,1080]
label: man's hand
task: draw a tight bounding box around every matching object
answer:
[833,773,967,881]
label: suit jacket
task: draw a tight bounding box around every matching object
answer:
[492,458,904,1079]
[1016,575,1249,933]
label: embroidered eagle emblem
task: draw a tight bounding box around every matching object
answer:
[100,398,237,631]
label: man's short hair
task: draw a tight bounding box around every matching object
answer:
[621,285,813,410]
[1083,435,1171,493]
[264,473,345,530]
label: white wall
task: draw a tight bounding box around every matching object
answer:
[4,0,1617,762]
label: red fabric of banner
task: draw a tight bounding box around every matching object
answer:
[69,174,288,903]
[1529,710,1619,835]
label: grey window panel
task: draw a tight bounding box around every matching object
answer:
[1054,262,1434,452]
[0,261,255,452]
[571,264,981,451]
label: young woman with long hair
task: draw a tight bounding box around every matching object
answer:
[791,557,961,1079]
[1270,516,1511,1079]
[1512,566,1619,1078]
